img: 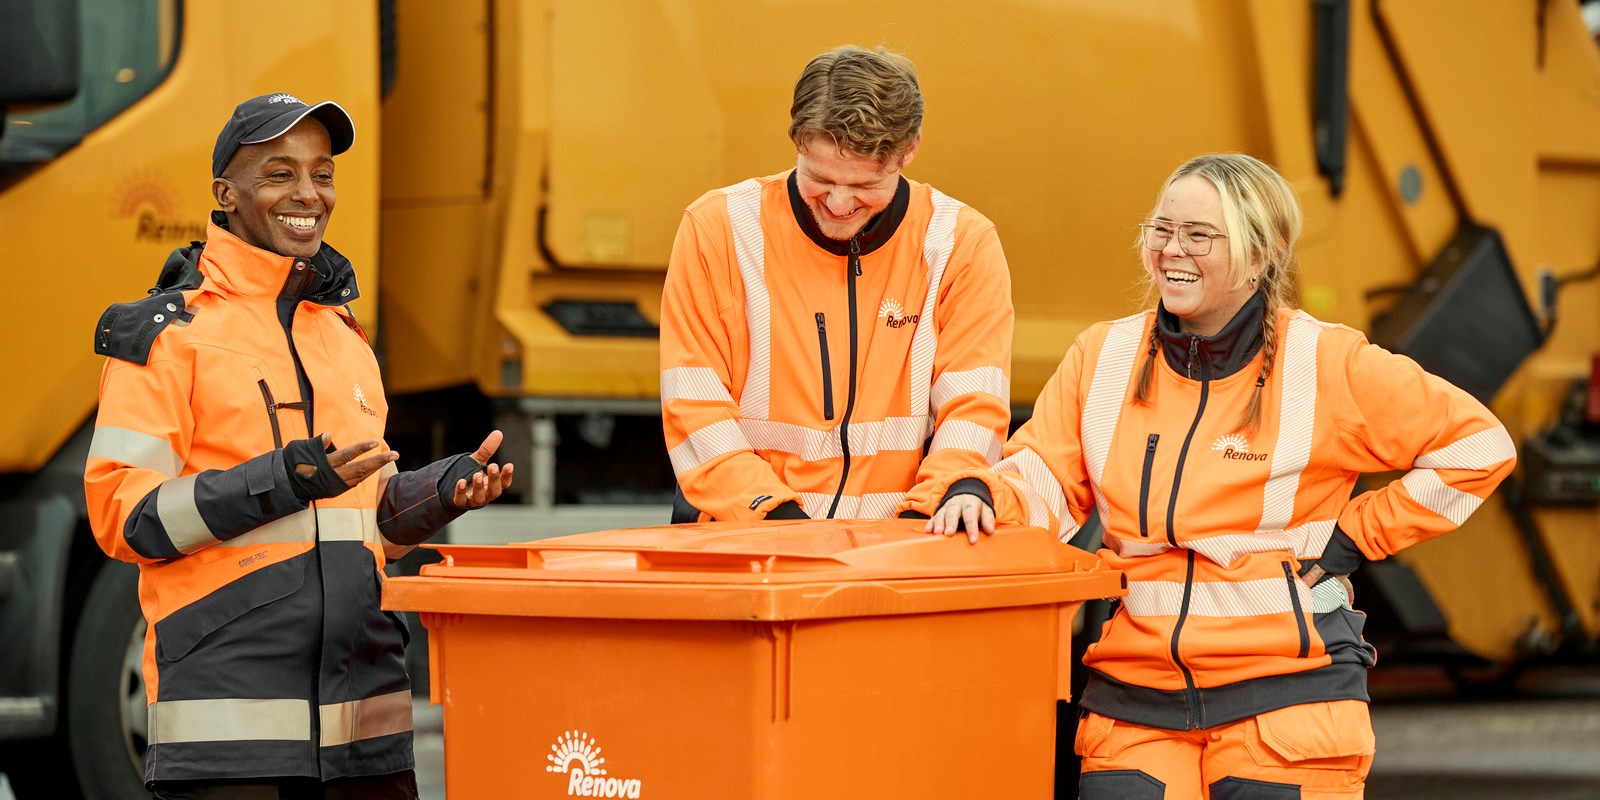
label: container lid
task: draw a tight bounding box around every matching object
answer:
[384,519,1125,621]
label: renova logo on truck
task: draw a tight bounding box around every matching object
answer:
[546,731,643,798]
[111,172,206,244]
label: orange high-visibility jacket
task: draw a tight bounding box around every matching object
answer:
[661,170,1014,522]
[84,216,416,783]
[935,298,1514,730]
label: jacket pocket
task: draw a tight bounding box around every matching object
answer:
[1139,434,1158,538]
[1316,607,1378,667]
[156,558,306,662]
[1247,700,1376,770]
[1073,711,1121,758]
[1281,561,1310,658]
[815,313,834,421]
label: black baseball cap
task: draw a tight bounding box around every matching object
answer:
[211,92,356,178]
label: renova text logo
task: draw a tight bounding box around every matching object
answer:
[546,731,642,798]
[266,93,303,105]
[878,298,919,329]
[353,384,378,417]
[110,172,206,244]
[1212,433,1269,462]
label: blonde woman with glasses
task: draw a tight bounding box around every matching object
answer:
[925,153,1514,799]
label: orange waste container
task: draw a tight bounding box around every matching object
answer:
[384,519,1124,799]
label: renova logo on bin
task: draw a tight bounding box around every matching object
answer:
[546,731,643,798]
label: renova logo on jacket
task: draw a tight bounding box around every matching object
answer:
[353,384,378,417]
[1212,434,1269,462]
[878,298,919,329]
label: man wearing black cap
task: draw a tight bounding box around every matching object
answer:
[84,93,514,798]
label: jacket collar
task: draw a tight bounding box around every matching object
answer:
[1156,290,1267,380]
[193,210,361,305]
[786,169,911,257]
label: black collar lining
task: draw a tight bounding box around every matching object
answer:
[1155,291,1268,381]
[786,170,911,257]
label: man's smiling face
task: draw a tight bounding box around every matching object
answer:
[793,134,917,241]
[213,117,336,259]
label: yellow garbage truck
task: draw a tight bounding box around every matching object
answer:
[2,1,1597,797]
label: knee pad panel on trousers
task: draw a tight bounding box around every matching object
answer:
[1210,776,1302,799]
[1080,769,1165,799]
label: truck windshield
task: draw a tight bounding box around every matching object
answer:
[0,0,178,177]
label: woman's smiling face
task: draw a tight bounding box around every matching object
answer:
[1143,174,1255,337]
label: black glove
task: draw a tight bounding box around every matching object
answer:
[283,435,350,503]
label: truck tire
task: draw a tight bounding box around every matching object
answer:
[65,561,149,800]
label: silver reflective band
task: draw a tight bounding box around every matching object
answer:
[1256,313,1321,533]
[796,491,907,519]
[1081,313,1148,528]
[221,507,379,547]
[907,190,963,417]
[660,366,734,405]
[318,506,376,543]
[931,366,1009,413]
[149,697,310,744]
[929,418,1003,465]
[1124,577,1309,618]
[722,178,772,421]
[221,508,315,547]
[89,426,184,478]
[668,418,752,476]
[157,475,220,554]
[320,689,413,747]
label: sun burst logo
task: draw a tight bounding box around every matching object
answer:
[266,93,303,105]
[352,384,378,417]
[546,731,642,797]
[1212,434,1249,453]
[547,730,606,777]
[109,171,206,244]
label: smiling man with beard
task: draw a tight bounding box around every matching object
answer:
[85,93,514,799]
[660,45,1014,534]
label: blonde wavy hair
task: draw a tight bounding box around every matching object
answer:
[1134,153,1304,432]
[789,45,923,166]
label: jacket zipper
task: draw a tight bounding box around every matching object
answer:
[1165,362,1209,547]
[1139,434,1159,538]
[258,380,285,449]
[280,259,325,768]
[1171,550,1202,728]
[1283,561,1311,658]
[815,313,834,421]
[826,238,864,519]
[1167,334,1208,727]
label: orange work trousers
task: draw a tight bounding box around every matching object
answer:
[1076,700,1375,799]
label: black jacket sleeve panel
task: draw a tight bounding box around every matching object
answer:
[123,449,308,558]
[764,500,810,520]
[1312,525,1365,575]
[938,477,995,511]
[377,453,482,546]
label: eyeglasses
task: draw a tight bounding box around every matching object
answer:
[1139,220,1228,256]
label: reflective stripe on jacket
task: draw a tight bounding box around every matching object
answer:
[84,216,414,782]
[944,305,1514,729]
[660,170,1013,521]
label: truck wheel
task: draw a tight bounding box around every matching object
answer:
[65,561,149,800]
